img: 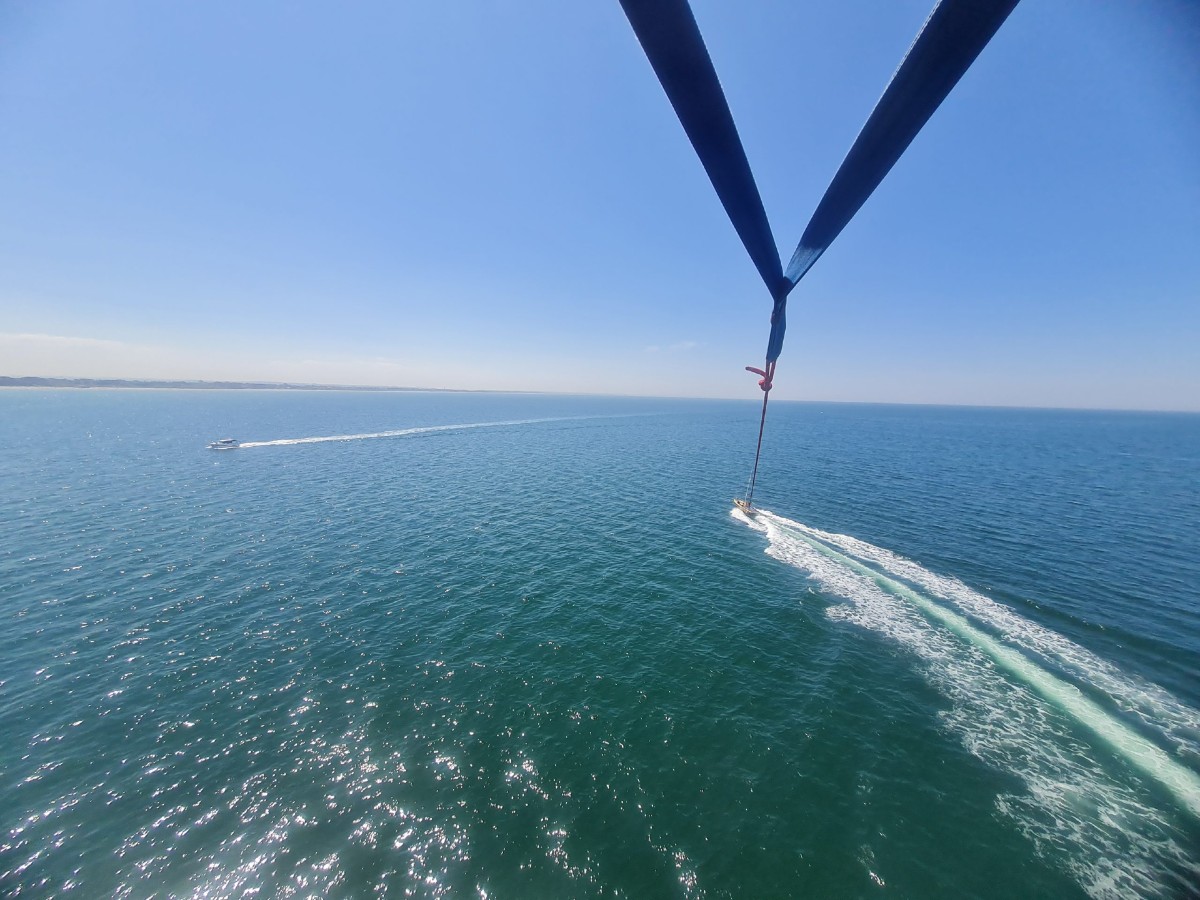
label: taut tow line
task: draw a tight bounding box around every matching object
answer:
[743,360,775,508]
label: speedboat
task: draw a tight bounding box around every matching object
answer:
[207,438,240,450]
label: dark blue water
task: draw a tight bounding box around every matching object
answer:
[2,390,1197,898]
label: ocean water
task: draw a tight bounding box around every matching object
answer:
[1,389,1197,899]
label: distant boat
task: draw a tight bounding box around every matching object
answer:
[207,438,240,450]
[733,498,756,516]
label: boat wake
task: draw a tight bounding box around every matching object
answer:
[237,416,599,449]
[734,507,1200,899]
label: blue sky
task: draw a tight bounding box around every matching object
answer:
[1,0,1197,408]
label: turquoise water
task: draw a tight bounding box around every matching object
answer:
[2,390,1198,898]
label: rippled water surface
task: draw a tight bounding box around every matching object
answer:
[2,390,1198,898]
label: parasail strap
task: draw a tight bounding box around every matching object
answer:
[620,0,1019,506]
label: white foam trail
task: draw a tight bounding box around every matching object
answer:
[237,416,598,449]
[794,522,1200,761]
[735,507,1200,897]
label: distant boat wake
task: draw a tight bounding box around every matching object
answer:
[734,506,1200,897]
[237,416,601,448]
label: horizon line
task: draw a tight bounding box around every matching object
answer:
[2,375,1196,416]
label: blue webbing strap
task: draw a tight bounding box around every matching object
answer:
[618,0,785,299]
[619,0,1019,364]
[782,0,1021,293]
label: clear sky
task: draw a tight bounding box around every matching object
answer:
[2,0,1197,409]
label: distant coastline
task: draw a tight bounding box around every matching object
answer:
[3,376,1195,414]
[0,376,463,392]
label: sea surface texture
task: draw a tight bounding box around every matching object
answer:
[2,390,1198,899]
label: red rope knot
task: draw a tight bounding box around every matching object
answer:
[745,361,776,393]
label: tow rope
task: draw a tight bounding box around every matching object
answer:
[744,361,775,506]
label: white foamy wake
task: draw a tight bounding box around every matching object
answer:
[734,507,1200,899]
[797,523,1200,763]
[237,416,595,449]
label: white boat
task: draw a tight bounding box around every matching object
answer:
[207,438,240,450]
